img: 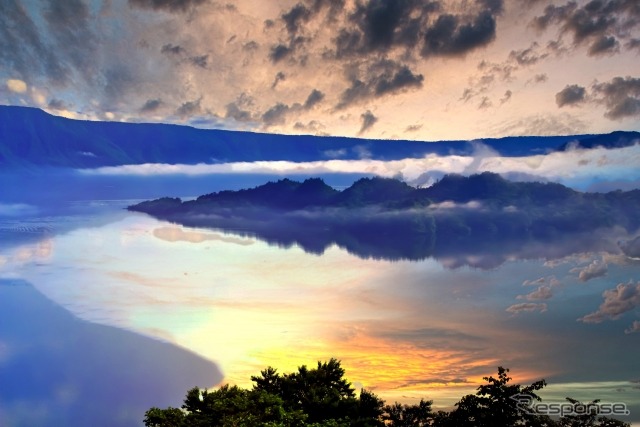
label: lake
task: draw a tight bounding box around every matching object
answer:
[1,186,639,426]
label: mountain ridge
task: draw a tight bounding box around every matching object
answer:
[127,173,640,263]
[2,105,638,169]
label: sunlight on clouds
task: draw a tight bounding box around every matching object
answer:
[6,79,27,93]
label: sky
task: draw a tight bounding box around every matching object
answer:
[1,0,639,141]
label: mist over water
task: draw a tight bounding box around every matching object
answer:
[1,180,640,425]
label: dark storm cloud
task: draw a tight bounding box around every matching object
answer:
[140,99,163,113]
[337,60,424,108]
[128,0,207,13]
[555,84,587,107]
[345,0,436,53]
[282,3,312,35]
[592,76,640,119]
[422,10,497,57]
[276,0,500,60]
[532,0,640,53]
[304,89,325,109]
[359,110,378,134]
[588,35,620,56]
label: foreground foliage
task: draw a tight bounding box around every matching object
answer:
[144,360,630,427]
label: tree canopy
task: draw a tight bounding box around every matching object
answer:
[144,361,630,427]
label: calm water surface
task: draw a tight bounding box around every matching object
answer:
[1,200,639,425]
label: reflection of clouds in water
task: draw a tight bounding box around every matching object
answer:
[152,226,253,246]
[506,302,548,314]
[517,285,554,301]
[7,238,53,265]
[2,211,640,412]
[579,281,640,325]
[571,259,608,282]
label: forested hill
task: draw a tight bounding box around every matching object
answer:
[128,173,640,262]
[1,105,638,169]
[129,172,639,215]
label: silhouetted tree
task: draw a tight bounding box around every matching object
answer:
[144,363,631,427]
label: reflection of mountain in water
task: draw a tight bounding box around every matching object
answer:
[129,173,640,268]
[0,279,222,427]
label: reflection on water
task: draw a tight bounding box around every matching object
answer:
[0,279,221,427]
[1,205,640,424]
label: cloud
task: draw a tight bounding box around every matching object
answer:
[337,59,424,108]
[619,236,640,258]
[531,73,548,84]
[591,76,640,120]
[359,110,377,134]
[303,89,325,109]
[523,276,561,288]
[579,281,640,323]
[508,42,548,65]
[500,90,512,105]
[262,103,292,126]
[531,0,640,55]
[506,302,548,314]
[42,0,97,84]
[570,259,608,282]
[161,43,185,56]
[152,226,253,246]
[226,102,253,123]
[189,54,209,68]
[281,3,312,35]
[478,96,492,109]
[6,78,27,93]
[140,99,162,113]
[269,44,293,63]
[128,0,207,13]
[556,84,587,107]
[517,285,553,301]
[422,11,497,57]
[271,72,286,89]
[625,320,640,334]
[47,98,71,110]
[176,98,202,117]
[333,0,436,56]
[588,35,620,56]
